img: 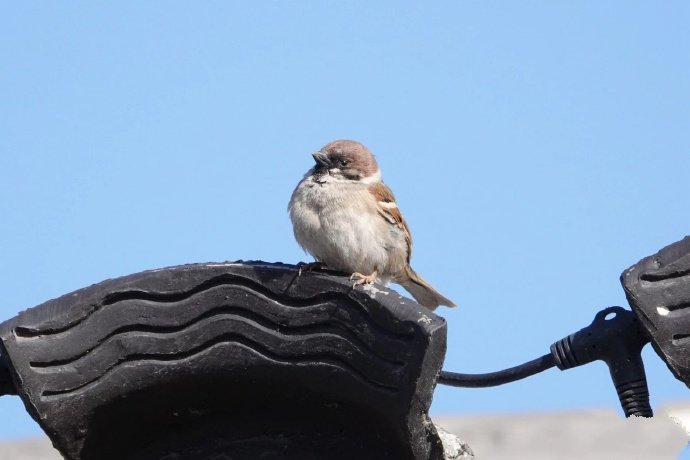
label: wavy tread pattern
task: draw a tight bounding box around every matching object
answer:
[19,280,413,397]
[0,262,447,460]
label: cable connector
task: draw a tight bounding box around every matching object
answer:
[438,306,652,418]
[550,306,652,417]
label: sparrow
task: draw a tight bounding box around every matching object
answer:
[288,139,455,310]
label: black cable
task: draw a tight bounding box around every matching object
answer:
[437,307,653,418]
[438,353,556,388]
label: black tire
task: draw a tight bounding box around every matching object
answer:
[0,262,447,460]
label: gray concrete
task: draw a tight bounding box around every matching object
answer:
[436,403,690,460]
[2,404,689,459]
[0,437,58,460]
[437,425,475,459]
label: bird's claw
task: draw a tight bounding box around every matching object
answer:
[350,271,378,287]
[297,261,327,277]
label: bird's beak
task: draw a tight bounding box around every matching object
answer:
[312,151,332,168]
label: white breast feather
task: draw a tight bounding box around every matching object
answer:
[289,173,402,281]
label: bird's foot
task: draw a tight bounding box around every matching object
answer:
[297,261,328,277]
[350,270,378,287]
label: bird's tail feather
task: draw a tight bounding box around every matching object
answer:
[400,267,456,310]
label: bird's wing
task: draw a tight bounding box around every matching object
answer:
[368,182,413,263]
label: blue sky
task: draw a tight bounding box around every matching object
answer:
[1,2,689,439]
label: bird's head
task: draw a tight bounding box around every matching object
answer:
[311,140,381,183]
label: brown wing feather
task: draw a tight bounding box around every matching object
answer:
[368,182,413,264]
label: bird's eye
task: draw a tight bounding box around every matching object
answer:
[339,159,350,167]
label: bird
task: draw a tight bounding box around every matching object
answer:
[288,139,455,310]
